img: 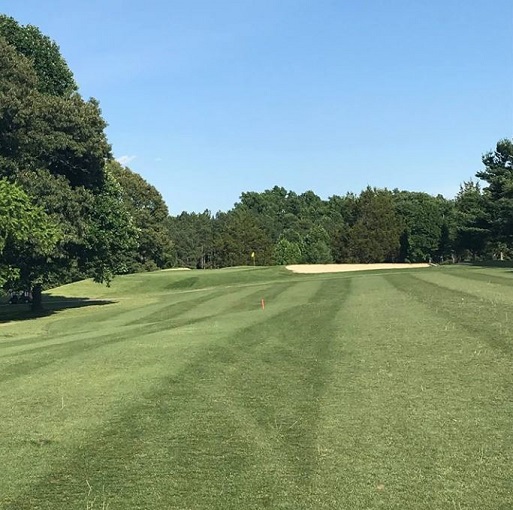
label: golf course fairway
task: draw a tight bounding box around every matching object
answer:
[0,265,511,509]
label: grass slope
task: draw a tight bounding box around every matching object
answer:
[0,265,512,509]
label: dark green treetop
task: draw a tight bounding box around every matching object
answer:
[0,15,77,97]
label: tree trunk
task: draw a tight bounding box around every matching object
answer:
[31,283,43,312]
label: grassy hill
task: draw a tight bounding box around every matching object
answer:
[0,265,512,509]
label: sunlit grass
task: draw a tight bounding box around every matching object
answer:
[0,265,511,509]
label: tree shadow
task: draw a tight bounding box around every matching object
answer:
[0,295,115,324]
[467,260,513,270]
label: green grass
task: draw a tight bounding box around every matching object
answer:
[0,265,512,509]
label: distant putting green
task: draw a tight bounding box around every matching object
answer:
[0,265,512,509]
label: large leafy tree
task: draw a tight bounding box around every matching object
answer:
[0,36,110,189]
[0,15,77,97]
[476,139,513,248]
[273,237,302,265]
[213,209,273,267]
[453,181,490,260]
[393,191,450,262]
[347,188,402,263]
[0,179,59,288]
[0,21,138,297]
[4,168,138,293]
[302,225,333,263]
[238,186,290,242]
[109,161,174,271]
[81,169,139,284]
[168,211,213,268]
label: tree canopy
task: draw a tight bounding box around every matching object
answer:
[0,20,136,298]
[0,179,59,286]
[0,15,77,97]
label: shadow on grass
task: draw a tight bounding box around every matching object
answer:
[0,295,115,324]
[468,260,513,268]
[462,260,513,273]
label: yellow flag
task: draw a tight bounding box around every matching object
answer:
[251,252,255,258]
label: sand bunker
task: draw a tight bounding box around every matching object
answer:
[286,263,430,274]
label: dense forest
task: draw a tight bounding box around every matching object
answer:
[1,15,512,307]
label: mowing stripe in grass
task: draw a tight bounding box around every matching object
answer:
[0,279,318,503]
[3,279,349,509]
[384,272,513,356]
[414,268,513,304]
[0,288,218,351]
[311,274,513,508]
[2,267,513,509]
[0,283,297,384]
[445,267,513,286]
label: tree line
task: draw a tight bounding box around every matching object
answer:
[168,155,512,270]
[1,15,512,308]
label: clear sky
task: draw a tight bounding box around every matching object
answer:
[2,0,512,214]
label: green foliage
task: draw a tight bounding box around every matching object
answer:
[273,237,302,265]
[476,139,513,247]
[437,221,452,261]
[213,209,273,267]
[109,161,174,271]
[168,210,213,268]
[302,225,333,263]
[2,169,138,288]
[239,186,290,242]
[393,191,449,262]
[0,15,77,97]
[83,169,139,284]
[0,178,59,285]
[454,181,490,259]
[347,188,402,263]
[0,79,111,188]
[0,179,55,252]
[0,30,110,190]
[0,18,138,294]
[12,169,96,286]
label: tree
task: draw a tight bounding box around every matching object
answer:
[327,194,357,262]
[0,24,137,298]
[238,186,289,242]
[347,188,402,263]
[0,179,60,307]
[302,225,333,263]
[476,139,513,248]
[393,191,448,262]
[436,222,452,262]
[454,181,490,260]
[213,209,273,267]
[81,168,139,284]
[273,238,302,265]
[3,168,138,299]
[0,73,111,188]
[0,34,110,189]
[168,211,213,268]
[109,161,174,271]
[0,15,77,97]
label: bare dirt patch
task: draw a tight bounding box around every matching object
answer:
[286,263,431,274]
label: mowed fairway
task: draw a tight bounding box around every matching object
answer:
[0,265,512,509]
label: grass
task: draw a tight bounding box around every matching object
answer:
[0,264,512,509]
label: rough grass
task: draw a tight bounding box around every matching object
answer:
[0,265,512,509]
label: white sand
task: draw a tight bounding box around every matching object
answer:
[286,263,430,274]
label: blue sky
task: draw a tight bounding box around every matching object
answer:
[2,0,512,214]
